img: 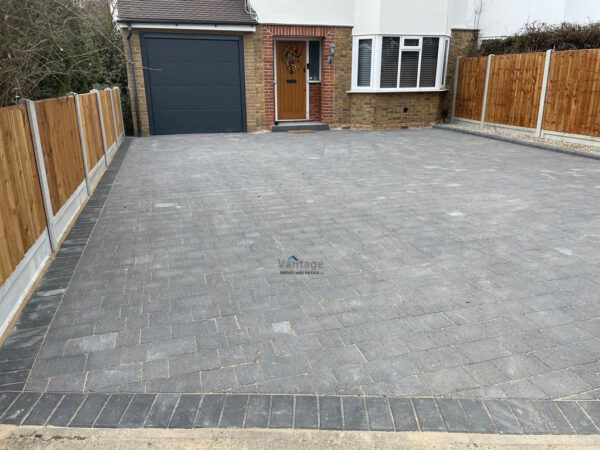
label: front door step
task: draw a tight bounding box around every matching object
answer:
[271,121,330,132]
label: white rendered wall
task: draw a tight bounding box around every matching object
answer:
[249,0,354,26]
[249,0,600,37]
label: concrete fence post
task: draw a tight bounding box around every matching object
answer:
[480,54,494,128]
[535,49,553,138]
[72,93,92,195]
[450,56,461,122]
[106,87,119,144]
[25,100,58,251]
[92,89,109,167]
[116,86,126,139]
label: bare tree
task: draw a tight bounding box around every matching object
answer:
[0,0,125,106]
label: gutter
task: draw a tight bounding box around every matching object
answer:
[117,18,257,26]
[126,24,142,137]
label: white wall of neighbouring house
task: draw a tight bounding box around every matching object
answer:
[458,0,600,39]
[249,0,600,37]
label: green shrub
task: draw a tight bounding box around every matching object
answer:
[479,22,600,56]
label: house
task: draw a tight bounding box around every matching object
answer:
[117,0,598,136]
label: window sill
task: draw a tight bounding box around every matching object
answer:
[347,88,448,94]
[309,80,321,84]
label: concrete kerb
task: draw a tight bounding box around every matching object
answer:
[2,425,600,449]
[434,124,600,162]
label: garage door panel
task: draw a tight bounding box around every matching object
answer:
[141,33,245,134]
[147,61,241,86]
[145,38,240,63]
[150,86,242,111]
[153,110,243,134]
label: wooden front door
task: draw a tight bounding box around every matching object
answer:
[276,41,307,120]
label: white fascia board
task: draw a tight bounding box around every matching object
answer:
[120,23,256,32]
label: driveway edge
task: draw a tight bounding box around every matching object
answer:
[433,124,600,161]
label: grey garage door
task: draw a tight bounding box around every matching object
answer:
[140,33,246,135]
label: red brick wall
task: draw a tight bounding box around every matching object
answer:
[309,83,321,121]
[262,25,336,125]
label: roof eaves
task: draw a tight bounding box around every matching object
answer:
[117,17,257,26]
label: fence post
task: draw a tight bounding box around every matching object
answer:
[451,56,461,122]
[73,93,92,195]
[480,54,493,128]
[535,49,553,138]
[116,86,126,140]
[106,87,119,144]
[25,100,58,251]
[92,89,109,167]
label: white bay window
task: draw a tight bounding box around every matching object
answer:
[351,35,449,92]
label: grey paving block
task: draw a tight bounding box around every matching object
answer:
[366,397,394,431]
[485,400,522,434]
[169,395,201,428]
[219,395,248,428]
[0,392,18,417]
[436,398,471,433]
[460,399,496,433]
[389,398,418,431]
[145,394,179,428]
[29,355,86,379]
[119,394,156,428]
[556,402,598,434]
[86,364,142,392]
[201,367,237,391]
[508,399,548,434]
[342,397,368,430]
[531,400,574,434]
[194,394,225,428]
[580,401,600,429]
[64,333,117,356]
[245,395,270,428]
[22,393,63,426]
[295,396,318,429]
[1,393,40,425]
[319,396,342,430]
[170,351,219,376]
[269,395,293,428]
[48,394,86,427]
[69,393,109,427]
[413,398,445,431]
[94,394,134,428]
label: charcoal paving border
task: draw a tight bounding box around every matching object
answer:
[0,391,599,434]
[0,138,132,392]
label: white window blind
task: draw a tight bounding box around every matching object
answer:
[357,39,373,87]
[380,37,400,88]
[399,51,419,88]
[419,37,439,87]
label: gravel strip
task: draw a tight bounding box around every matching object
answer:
[442,123,600,155]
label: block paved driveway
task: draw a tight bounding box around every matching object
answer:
[13,129,600,398]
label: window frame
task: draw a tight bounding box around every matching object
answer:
[351,34,450,93]
[307,39,321,83]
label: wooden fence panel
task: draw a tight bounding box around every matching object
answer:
[35,97,85,215]
[0,106,47,284]
[99,90,116,148]
[454,57,488,120]
[485,52,546,128]
[542,49,600,137]
[111,89,123,137]
[79,93,105,171]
